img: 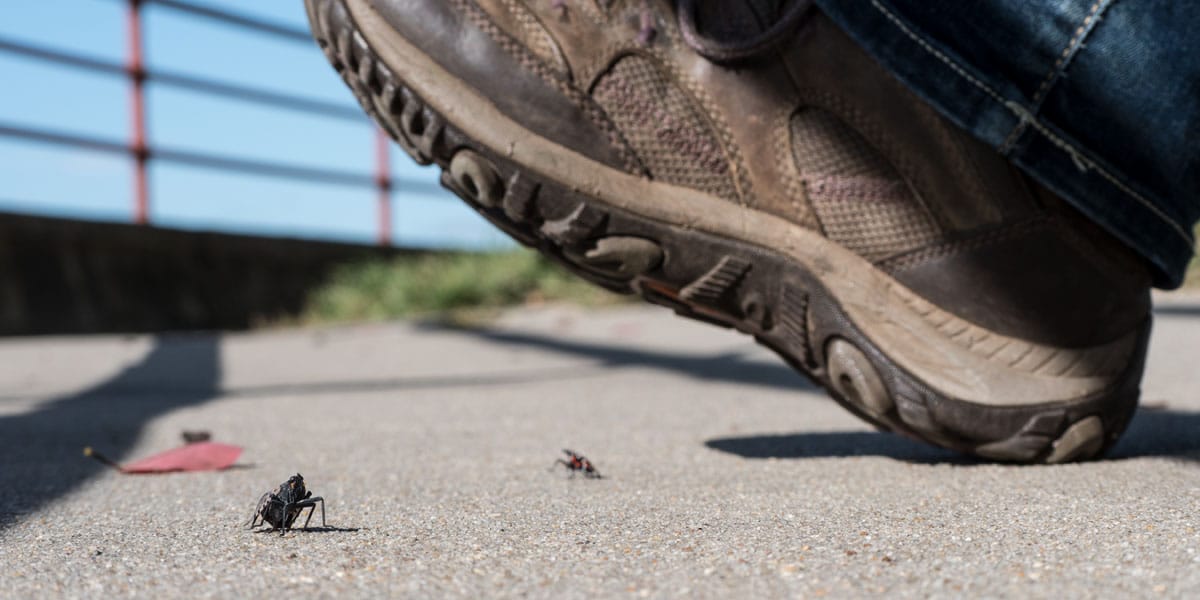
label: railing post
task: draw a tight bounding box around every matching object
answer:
[375,129,392,246]
[127,0,149,225]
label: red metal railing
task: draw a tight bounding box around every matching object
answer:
[128,0,149,225]
[0,0,397,245]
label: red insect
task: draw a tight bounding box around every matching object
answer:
[552,449,602,479]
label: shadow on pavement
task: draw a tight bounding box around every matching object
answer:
[0,336,220,530]
[3,319,1190,531]
[250,526,363,535]
[1108,407,1200,460]
[1153,304,1200,317]
[447,323,1198,464]
[705,408,1200,464]
[220,365,610,398]
[424,324,816,393]
[0,365,612,404]
[705,431,965,463]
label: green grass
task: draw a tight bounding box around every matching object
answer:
[290,226,1200,326]
[298,250,626,325]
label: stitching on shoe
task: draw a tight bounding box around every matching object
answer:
[778,107,819,229]
[868,0,1196,250]
[877,215,1050,273]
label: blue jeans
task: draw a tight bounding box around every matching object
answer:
[816,0,1199,288]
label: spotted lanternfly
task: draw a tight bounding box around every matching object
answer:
[552,449,602,479]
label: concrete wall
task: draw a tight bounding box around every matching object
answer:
[0,212,400,334]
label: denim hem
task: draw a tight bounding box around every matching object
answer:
[815,0,1196,288]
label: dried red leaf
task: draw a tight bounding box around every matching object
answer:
[86,442,243,474]
[122,442,242,473]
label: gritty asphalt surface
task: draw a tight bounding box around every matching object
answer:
[0,294,1198,598]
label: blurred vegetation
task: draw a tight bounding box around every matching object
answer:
[292,227,1200,327]
[297,250,627,324]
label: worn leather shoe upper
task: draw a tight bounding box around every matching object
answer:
[309,0,1153,461]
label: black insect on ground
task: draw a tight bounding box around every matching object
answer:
[552,449,602,479]
[247,473,326,535]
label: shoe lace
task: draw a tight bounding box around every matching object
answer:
[549,0,814,60]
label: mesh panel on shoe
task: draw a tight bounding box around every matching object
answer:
[485,0,567,73]
[791,108,942,262]
[592,55,737,199]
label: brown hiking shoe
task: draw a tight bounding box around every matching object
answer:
[306,0,1152,462]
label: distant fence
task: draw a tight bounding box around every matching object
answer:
[0,0,399,245]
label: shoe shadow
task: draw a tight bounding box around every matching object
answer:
[705,407,1200,464]
[432,321,1199,464]
[1108,407,1200,460]
[0,336,221,530]
[705,431,969,464]
[419,322,817,393]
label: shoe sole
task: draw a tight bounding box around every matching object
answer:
[306,0,1149,463]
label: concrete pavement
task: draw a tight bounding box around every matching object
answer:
[0,294,1197,598]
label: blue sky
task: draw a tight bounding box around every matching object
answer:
[0,0,513,249]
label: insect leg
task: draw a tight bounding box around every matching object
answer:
[298,497,325,529]
[279,503,294,536]
[247,492,270,528]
